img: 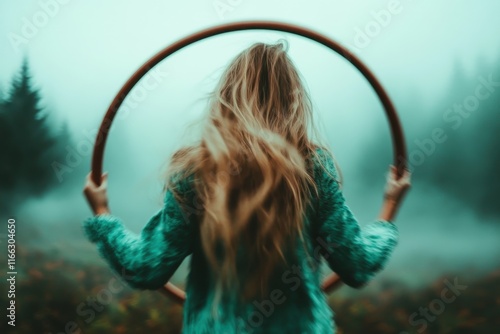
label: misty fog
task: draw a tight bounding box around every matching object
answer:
[1,0,499,333]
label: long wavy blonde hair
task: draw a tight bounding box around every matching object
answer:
[165,41,333,302]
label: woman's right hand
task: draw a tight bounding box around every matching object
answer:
[384,165,411,204]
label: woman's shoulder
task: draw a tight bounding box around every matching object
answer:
[168,171,196,197]
[310,145,339,179]
[307,145,343,209]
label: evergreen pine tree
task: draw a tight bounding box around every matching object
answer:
[0,59,70,204]
[0,82,16,190]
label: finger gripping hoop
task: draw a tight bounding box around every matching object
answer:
[91,21,408,304]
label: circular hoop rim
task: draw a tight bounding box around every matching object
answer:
[91,20,407,305]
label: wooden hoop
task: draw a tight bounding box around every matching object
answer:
[91,21,408,304]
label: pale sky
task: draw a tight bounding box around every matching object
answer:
[1,0,499,125]
[2,0,499,182]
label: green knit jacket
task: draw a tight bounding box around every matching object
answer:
[82,149,399,333]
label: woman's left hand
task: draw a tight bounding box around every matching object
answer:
[83,172,110,215]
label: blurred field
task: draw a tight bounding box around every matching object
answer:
[1,244,499,334]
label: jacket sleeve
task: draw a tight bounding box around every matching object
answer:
[82,180,196,290]
[313,149,399,288]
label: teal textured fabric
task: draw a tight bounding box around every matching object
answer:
[82,149,399,333]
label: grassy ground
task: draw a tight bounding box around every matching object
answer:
[1,245,499,334]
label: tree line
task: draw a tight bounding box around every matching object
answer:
[0,60,72,212]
